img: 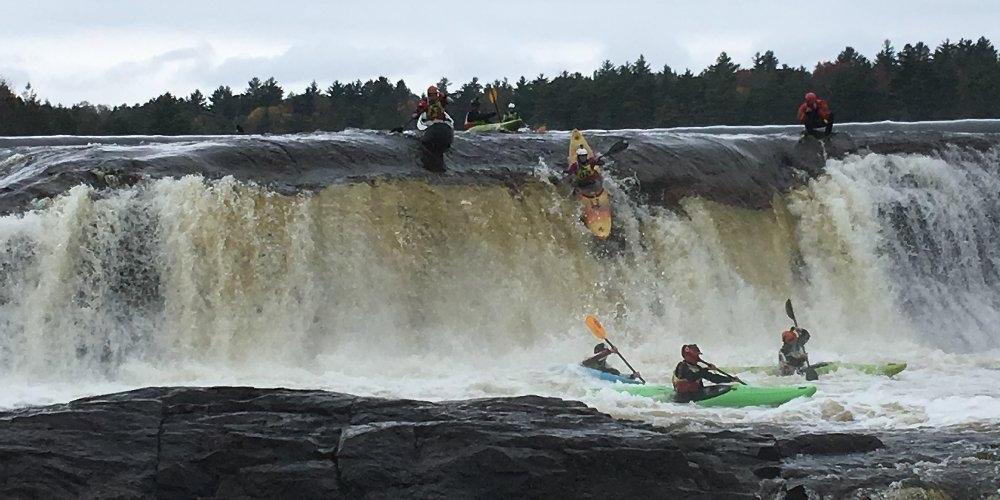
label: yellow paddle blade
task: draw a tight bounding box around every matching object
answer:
[488,87,498,103]
[584,314,608,340]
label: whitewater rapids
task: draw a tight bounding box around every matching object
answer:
[0,126,997,434]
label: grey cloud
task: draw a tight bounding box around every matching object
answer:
[2,0,999,104]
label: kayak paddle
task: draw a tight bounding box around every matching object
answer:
[603,139,629,157]
[488,87,502,122]
[390,115,417,133]
[785,299,819,381]
[698,360,747,385]
[584,314,646,384]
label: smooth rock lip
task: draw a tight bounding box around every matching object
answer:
[0,386,908,499]
[1,127,998,216]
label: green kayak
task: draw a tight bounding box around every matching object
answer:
[724,362,907,378]
[465,118,524,133]
[617,384,816,408]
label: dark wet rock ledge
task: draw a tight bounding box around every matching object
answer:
[0,387,994,499]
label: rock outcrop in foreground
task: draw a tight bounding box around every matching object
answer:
[0,387,989,499]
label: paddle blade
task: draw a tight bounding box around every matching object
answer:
[584,314,608,340]
[804,367,819,381]
[488,88,498,104]
[605,140,629,156]
[784,299,796,323]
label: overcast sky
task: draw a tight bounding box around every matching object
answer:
[2,0,999,106]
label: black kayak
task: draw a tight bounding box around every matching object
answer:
[417,113,454,172]
[421,121,454,153]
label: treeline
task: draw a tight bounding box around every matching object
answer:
[1,37,999,135]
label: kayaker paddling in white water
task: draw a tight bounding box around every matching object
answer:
[779,327,811,375]
[673,344,742,403]
[581,343,641,381]
[778,299,820,380]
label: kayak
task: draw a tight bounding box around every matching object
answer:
[466,118,523,133]
[417,112,455,150]
[580,366,643,385]
[416,112,454,172]
[618,383,817,408]
[567,129,612,239]
[724,362,907,378]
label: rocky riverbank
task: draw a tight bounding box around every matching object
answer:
[0,387,995,498]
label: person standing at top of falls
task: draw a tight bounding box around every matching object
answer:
[778,327,811,375]
[463,99,496,129]
[413,85,449,122]
[563,147,605,194]
[581,343,641,380]
[673,344,740,403]
[798,92,834,136]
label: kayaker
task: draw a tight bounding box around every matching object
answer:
[463,99,496,130]
[797,92,834,136]
[564,147,604,192]
[582,343,641,380]
[778,327,811,375]
[502,102,521,122]
[673,344,739,403]
[413,85,449,121]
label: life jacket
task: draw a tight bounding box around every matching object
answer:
[672,362,704,394]
[573,158,601,183]
[426,99,447,121]
[798,99,831,123]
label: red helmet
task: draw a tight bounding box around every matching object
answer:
[427,85,439,96]
[804,92,817,103]
[782,329,798,343]
[681,344,702,363]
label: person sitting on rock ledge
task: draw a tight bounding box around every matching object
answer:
[798,92,834,137]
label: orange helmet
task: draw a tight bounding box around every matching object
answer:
[427,85,439,96]
[782,329,798,343]
[681,344,702,363]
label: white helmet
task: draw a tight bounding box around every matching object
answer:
[576,147,588,156]
[508,102,516,109]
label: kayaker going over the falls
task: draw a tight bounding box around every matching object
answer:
[413,85,449,122]
[463,99,496,130]
[779,326,811,375]
[673,344,739,403]
[582,343,641,380]
[798,92,834,136]
[564,147,604,193]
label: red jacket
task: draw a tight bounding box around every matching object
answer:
[798,99,831,123]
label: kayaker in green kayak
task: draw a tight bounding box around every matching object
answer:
[779,327,811,376]
[463,99,496,130]
[582,343,641,381]
[673,344,741,403]
[502,102,521,122]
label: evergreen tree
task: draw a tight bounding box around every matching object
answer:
[2,36,999,135]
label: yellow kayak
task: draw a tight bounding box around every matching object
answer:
[567,129,612,239]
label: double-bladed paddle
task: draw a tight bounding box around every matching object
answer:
[584,315,645,384]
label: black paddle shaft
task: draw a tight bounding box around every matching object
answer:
[699,361,747,385]
[602,338,646,384]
